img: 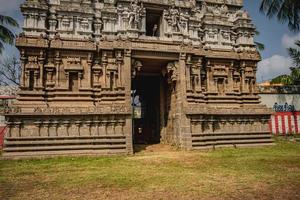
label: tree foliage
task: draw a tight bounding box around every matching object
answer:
[260,0,300,32]
[0,56,21,86]
[288,40,300,68]
[0,15,19,54]
[270,74,293,85]
[254,30,265,51]
[271,39,300,85]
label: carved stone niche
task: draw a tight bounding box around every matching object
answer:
[212,64,229,95]
[64,57,84,91]
[92,58,103,88]
[45,61,56,87]
[233,69,241,93]
[24,55,41,90]
[25,56,39,70]
[190,57,202,92]
[64,57,83,71]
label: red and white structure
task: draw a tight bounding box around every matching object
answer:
[259,85,300,135]
[270,112,300,135]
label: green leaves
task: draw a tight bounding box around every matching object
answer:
[271,39,300,85]
[270,74,293,85]
[255,41,265,51]
[287,39,300,68]
[0,15,19,55]
[0,15,19,28]
[260,0,300,32]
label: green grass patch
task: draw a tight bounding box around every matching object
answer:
[1,139,300,200]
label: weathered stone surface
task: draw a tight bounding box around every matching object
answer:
[3,0,272,157]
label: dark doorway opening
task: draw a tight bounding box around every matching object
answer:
[132,76,161,144]
[146,9,162,37]
[69,72,79,91]
[28,71,34,91]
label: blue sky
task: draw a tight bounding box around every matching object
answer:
[0,0,299,82]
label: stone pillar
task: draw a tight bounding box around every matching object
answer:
[160,79,166,140]
[20,50,26,88]
[228,62,234,93]
[49,121,57,137]
[185,55,192,92]
[38,50,45,89]
[115,119,123,135]
[99,120,107,135]
[102,52,108,88]
[91,120,99,136]
[54,51,61,88]
[34,71,39,88]
[116,50,123,88]
[87,53,93,88]
[24,70,30,88]
[206,61,212,93]
[195,58,202,93]
[106,120,114,135]
[240,61,246,93]
[178,53,192,150]
[123,49,133,154]
[75,121,81,136]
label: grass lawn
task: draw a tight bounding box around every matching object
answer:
[0,138,300,200]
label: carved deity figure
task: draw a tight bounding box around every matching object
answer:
[166,62,177,83]
[164,5,187,33]
[132,59,143,78]
[127,0,144,29]
[210,2,228,17]
[192,2,207,20]
[220,3,229,15]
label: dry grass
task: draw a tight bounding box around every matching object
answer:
[0,139,300,200]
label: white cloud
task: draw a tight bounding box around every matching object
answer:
[282,33,300,49]
[257,55,292,82]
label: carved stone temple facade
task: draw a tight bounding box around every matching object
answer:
[3,0,273,157]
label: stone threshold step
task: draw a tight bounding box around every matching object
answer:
[5,139,126,145]
[192,143,275,150]
[3,144,127,152]
[192,139,273,146]
[5,135,126,141]
[191,131,270,136]
[192,134,272,141]
[1,149,129,159]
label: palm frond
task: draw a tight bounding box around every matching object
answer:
[255,42,265,51]
[0,41,3,54]
[0,24,15,45]
[0,15,19,27]
[288,46,300,67]
[260,0,300,32]
[295,40,300,47]
[290,67,300,84]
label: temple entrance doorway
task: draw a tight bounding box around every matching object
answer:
[131,58,172,146]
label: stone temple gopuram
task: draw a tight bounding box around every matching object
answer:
[3,0,273,157]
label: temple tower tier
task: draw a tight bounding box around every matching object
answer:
[3,0,273,157]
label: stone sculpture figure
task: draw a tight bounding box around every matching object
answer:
[164,5,186,33]
[152,24,158,36]
[127,0,144,29]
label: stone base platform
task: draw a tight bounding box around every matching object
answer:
[2,135,130,158]
[191,131,273,149]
